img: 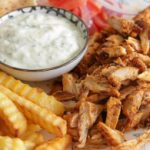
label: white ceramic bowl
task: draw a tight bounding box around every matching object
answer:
[0,6,88,81]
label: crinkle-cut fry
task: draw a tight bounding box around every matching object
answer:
[21,123,41,139]
[24,133,44,150]
[138,69,150,82]
[0,92,27,137]
[0,85,67,137]
[106,97,121,129]
[0,71,64,116]
[35,135,72,150]
[0,136,26,150]
[97,122,126,146]
[112,130,150,150]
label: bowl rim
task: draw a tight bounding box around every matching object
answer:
[0,6,89,72]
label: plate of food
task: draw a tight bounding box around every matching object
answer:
[0,0,150,150]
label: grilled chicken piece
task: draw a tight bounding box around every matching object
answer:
[130,52,150,66]
[126,37,141,52]
[87,93,109,103]
[97,122,126,146]
[63,112,79,128]
[62,73,81,97]
[134,6,150,25]
[106,97,121,129]
[108,67,139,87]
[108,16,141,37]
[122,90,144,119]
[132,57,147,72]
[140,28,150,54]
[83,75,120,97]
[99,46,127,58]
[112,130,150,150]
[52,91,75,101]
[123,112,143,132]
[104,34,124,46]
[75,89,89,109]
[138,69,150,82]
[77,102,102,148]
[120,86,136,100]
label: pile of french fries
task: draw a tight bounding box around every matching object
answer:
[0,71,71,150]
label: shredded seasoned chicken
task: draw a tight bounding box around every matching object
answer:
[58,6,150,150]
[63,112,79,128]
[140,28,150,54]
[126,37,141,52]
[106,97,121,129]
[77,102,102,148]
[132,57,147,72]
[122,90,144,119]
[134,6,150,25]
[138,70,150,82]
[83,75,119,97]
[97,122,126,146]
[108,16,141,37]
[112,130,150,150]
[108,67,139,87]
[62,73,82,97]
[99,46,127,58]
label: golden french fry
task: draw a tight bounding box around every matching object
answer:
[21,123,41,139]
[0,85,67,136]
[0,136,26,150]
[35,135,72,150]
[0,92,27,137]
[0,71,64,115]
[24,133,44,150]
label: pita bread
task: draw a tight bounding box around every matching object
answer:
[0,0,37,16]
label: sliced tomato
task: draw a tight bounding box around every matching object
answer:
[87,0,101,17]
[71,8,81,16]
[48,0,87,10]
[61,0,87,10]
[93,13,109,29]
[89,22,99,35]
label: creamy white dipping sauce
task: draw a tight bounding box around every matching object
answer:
[0,13,84,69]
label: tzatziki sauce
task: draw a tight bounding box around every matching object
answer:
[0,13,84,69]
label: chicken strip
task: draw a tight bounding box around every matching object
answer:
[84,75,119,97]
[112,130,150,150]
[108,16,141,37]
[126,37,141,52]
[99,46,127,58]
[134,6,150,25]
[119,86,136,100]
[138,69,150,82]
[77,102,102,148]
[108,67,139,87]
[140,28,150,54]
[62,73,81,97]
[97,122,126,146]
[122,90,144,119]
[106,97,121,129]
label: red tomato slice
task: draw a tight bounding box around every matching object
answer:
[93,14,109,29]
[71,8,81,16]
[87,0,101,17]
[61,0,87,10]
[48,0,87,10]
[89,22,99,35]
